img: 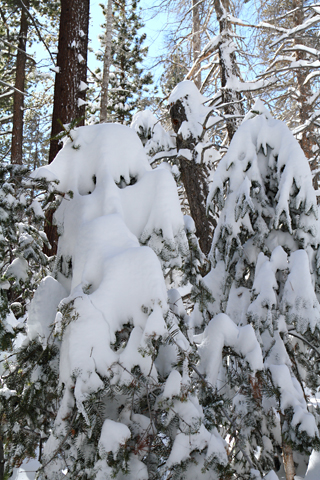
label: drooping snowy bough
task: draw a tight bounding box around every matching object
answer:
[28,123,228,480]
[200,100,320,478]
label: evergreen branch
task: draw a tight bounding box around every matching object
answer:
[167,332,259,473]
[38,409,77,472]
[189,363,259,473]
[287,330,320,359]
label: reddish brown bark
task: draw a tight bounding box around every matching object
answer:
[45,0,90,256]
[170,100,215,255]
[49,0,90,163]
[282,441,295,480]
[11,1,29,165]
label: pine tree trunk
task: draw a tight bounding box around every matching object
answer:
[282,441,296,480]
[11,1,29,165]
[49,0,89,163]
[192,0,201,89]
[213,0,244,142]
[100,0,113,123]
[292,0,318,190]
[280,411,296,480]
[170,99,214,254]
[46,0,90,256]
[0,437,3,480]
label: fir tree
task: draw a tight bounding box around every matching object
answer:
[99,0,154,125]
[0,163,53,475]
[9,122,232,480]
[200,100,320,478]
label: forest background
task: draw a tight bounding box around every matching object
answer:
[2,1,320,480]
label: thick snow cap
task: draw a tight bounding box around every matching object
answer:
[32,123,188,279]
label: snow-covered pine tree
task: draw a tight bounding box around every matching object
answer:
[98,0,153,125]
[0,163,51,473]
[200,99,320,479]
[19,121,242,480]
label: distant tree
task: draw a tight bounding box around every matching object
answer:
[98,0,153,125]
[0,1,58,165]
[258,0,320,188]
[100,0,113,123]
[11,0,30,165]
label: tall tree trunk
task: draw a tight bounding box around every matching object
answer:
[192,0,201,89]
[49,0,90,163]
[292,0,318,190]
[46,0,90,255]
[170,100,214,255]
[11,1,29,165]
[100,0,113,123]
[213,0,244,142]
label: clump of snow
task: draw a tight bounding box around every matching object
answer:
[282,249,320,333]
[163,370,182,398]
[9,457,41,480]
[305,450,320,480]
[99,419,131,459]
[32,124,188,280]
[27,276,67,347]
[5,257,29,283]
[168,81,213,144]
[130,110,175,160]
[198,313,263,385]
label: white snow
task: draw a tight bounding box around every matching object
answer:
[305,450,320,479]
[31,123,191,478]
[163,370,182,398]
[9,457,41,480]
[130,110,175,160]
[168,81,213,146]
[5,257,29,283]
[198,313,263,385]
[99,419,131,459]
[27,276,67,347]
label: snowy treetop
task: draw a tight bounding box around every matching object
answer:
[168,80,212,141]
[32,124,151,191]
[208,100,318,262]
[32,124,188,283]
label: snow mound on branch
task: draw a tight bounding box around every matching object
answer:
[27,276,67,347]
[305,450,320,479]
[32,123,188,282]
[282,249,320,333]
[131,110,175,158]
[198,313,263,385]
[99,419,131,459]
[168,80,212,141]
